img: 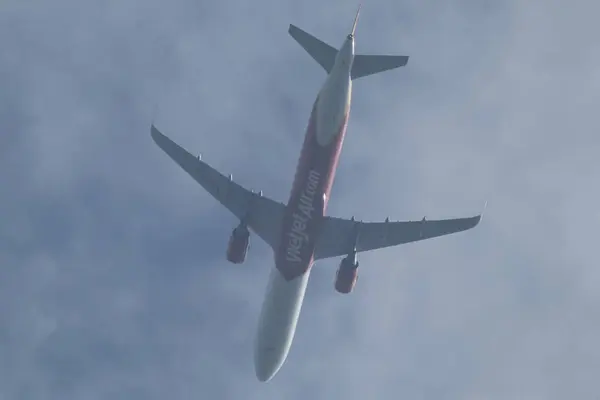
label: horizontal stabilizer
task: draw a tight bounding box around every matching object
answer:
[288,24,338,73]
[351,54,409,80]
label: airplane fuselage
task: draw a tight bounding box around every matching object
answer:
[253,36,355,382]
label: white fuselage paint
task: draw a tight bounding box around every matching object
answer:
[316,66,352,147]
[253,37,355,382]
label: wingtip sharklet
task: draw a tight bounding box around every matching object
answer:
[479,200,488,224]
[150,123,169,151]
[150,123,160,138]
[151,104,159,126]
[473,201,488,227]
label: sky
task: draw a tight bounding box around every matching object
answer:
[1,0,599,398]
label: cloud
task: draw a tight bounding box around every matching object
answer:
[1,0,598,398]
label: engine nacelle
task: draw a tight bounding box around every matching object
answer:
[334,254,359,294]
[226,224,250,264]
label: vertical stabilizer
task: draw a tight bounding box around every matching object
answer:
[350,4,361,37]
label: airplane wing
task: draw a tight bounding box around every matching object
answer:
[151,125,285,250]
[313,213,482,260]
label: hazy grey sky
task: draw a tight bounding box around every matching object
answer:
[1,0,599,398]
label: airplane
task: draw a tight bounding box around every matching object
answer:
[150,6,482,383]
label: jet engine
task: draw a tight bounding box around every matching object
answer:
[334,251,359,294]
[226,223,250,264]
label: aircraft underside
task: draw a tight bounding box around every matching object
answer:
[150,6,482,383]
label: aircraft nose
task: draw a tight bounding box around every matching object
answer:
[254,346,281,382]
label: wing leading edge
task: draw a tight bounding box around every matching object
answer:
[151,125,285,250]
[314,213,482,260]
